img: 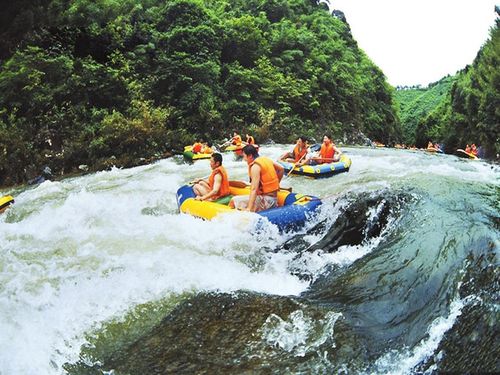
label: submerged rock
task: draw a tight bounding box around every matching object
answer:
[68,292,369,374]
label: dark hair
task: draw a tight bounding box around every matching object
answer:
[324,134,332,140]
[207,142,213,147]
[212,152,223,165]
[298,136,307,143]
[242,144,259,158]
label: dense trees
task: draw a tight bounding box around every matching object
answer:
[394,76,456,146]
[396,19,499,157]
[0,0,400,185]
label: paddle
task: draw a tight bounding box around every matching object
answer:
[283,143,320,178]
[189,174,210,185]
[285,151,307,178]
[311,156,341,162]
[217,138,231,150]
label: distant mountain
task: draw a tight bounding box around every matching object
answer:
[417,18,499,158]
[394,76,456,146]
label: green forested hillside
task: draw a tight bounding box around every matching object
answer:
[0,0,400,185]
[416,19,499,157]
[394,76,455,146]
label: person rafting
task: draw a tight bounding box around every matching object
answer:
[471,144,478,156]
[303,135,341,165]
[244,133,255,145]
[230,145,284,212]
[192,140,203,154]
[200,142,213,154]
[220,131,243,149]
[192,153,230,201]
[279,137,308,164]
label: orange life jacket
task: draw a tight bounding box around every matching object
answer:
[319,143,334,162]
[293,144,307,162]
[246,136,255,145]
[192,142,202,153]
[232,135,242,146]
[201,146,213,154]
[249,157,280,195]
[208,166,230,199]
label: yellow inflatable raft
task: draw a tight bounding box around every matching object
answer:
[176,181,322,231]
[0,195,14,214]
[183,146,213,161]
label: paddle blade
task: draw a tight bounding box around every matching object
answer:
[229,180,249,188]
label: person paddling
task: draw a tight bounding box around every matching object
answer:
[280,137,308,165]
[230,145,284,212]
[244,133,255,145]
[303,135,341,165]
[200,142,213,154]
[220,131,243,149]
[192,153,230,201]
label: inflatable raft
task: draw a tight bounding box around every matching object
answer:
[223,144,259,156]
[176,181,322,231]
[456,149,478,160]
[0,195,14,214]
[183,146,213,161]
[278,154,351,178]
[426,147,444,154]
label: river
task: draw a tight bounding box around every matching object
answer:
[0,145,498,374]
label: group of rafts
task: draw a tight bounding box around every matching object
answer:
[177,139,351,231]
[384,141,481,160]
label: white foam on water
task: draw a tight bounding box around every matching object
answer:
[371,296,479,375]
[261,310,343,357]
[0,146,497,374]
[0,157,307,374]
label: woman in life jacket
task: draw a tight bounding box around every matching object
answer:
[280,137,308,163]
[192,153,230,201]
[244,133,255,145]
[303,134,341,165]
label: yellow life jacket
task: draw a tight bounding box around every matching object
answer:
[232,135,242,146]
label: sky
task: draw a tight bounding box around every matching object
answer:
[329,0,498,87]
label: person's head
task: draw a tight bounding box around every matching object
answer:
[233,131,239,137]
[242,144,259,164]
[210,153,223,169]
[323,135,332,144]
[297,136,307,146]
[206,142,213,147]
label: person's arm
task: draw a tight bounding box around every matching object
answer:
[196,174,221,201]
[247,164,261,212]
[279,151,291,161]
[273,161,284,182]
